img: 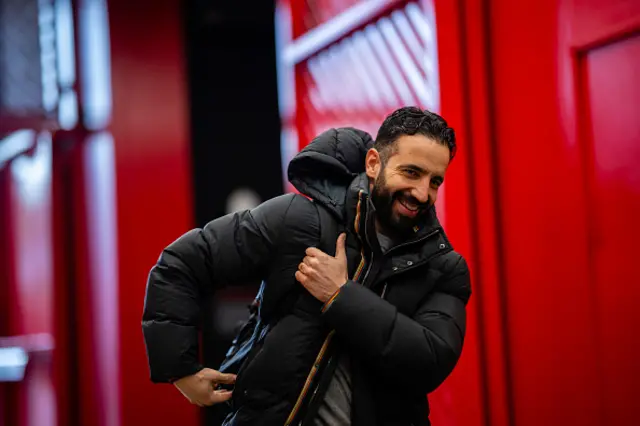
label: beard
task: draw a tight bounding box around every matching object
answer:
[370,171,430,236]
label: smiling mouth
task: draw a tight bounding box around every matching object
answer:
[399,199,420,212]
[395,199,421,218]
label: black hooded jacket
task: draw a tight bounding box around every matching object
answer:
[142,128,471,425]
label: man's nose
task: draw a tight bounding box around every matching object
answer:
[412,182,430,204]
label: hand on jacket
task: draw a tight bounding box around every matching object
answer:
[296,233,349,303]
[173,368,236,407]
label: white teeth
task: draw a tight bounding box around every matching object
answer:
[400,200,418,211]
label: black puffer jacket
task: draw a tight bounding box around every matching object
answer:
[142,128,471,426]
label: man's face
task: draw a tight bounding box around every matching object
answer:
[366,134,450,235]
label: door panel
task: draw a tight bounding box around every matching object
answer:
[582,32,640,426]
[488,0,639,425]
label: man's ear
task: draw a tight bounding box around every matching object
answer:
[365,148,382,180]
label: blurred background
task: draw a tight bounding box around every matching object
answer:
[0,0,638,425]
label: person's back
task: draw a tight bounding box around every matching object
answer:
[142,107,472,425]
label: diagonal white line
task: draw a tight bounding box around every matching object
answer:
[307,56,336,110]
[378,17,432,108]
[406,3,435,50]
[352,31,400,108]
[316,50,354,111]
[364,24,415,105]
[341,38,384,108]
[328,44,365,110]
[390,9,425,70]
[283,0,397,65]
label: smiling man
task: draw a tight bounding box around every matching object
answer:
[142,106,471,426]
[367,118,451,242]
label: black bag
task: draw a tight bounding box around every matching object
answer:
[217,200,343,381]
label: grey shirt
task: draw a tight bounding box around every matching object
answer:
[313,353,352,425]
[313,232,394,425]
[376,232,394,253]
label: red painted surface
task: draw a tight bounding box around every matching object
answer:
[488,1,596,423]
[581,34,639,425]
[50,131,78,426]
[1,1,638,426]
[486,0,639,425]
[287,1,640,426]
[1,135,56,426]
[430,0,492,424]
[108,1,198,425]
[60,132,119,426]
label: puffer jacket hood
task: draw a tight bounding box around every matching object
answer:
[287,127,374,220]
[288,126,444,237]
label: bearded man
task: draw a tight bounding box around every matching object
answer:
[142,106,472,426]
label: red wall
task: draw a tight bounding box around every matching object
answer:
[0,134,57,426]
[108,1,199,425]
[287,1,640,426]
[435,0,640,425]
[2,1,638,426]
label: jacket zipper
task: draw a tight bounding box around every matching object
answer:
[361,252,374,287]
[380,282,388,299]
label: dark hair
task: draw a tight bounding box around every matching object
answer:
[374,106,457,162]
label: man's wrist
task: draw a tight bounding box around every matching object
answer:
[322,281,348,312]
[167,363,203,384]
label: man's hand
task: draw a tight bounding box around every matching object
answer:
[173,368,236,407]
[296,233,349,303]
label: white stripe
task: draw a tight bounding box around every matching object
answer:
[275,1,296,118]
[378,17,431,107]
[307,56,336,110]
[317,51,354,111]
[406,3,435,49]
[352,31,400,108]
[78,0,112,130]
[84,132,120,426]
[391,9,425,68]
[341,38,384,108]
[364,24,415,105]
[328,44,366,110]
[283,0,396,65]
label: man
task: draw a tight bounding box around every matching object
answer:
[142,107,471,425]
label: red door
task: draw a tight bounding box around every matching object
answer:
[577,18,640,426]
[495,0,640,424]
[436,0,640,425]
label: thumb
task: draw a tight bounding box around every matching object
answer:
[199,368,236,384]
[335,233,347,261]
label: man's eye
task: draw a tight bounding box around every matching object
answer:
[405,169,419,177]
